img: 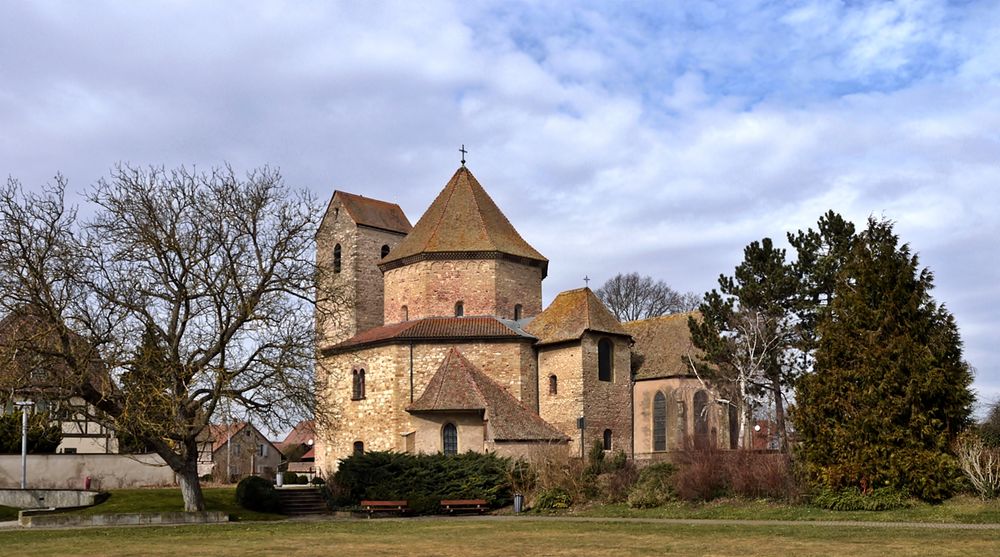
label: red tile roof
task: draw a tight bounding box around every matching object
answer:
[327,316,534,352]
[407,348,567,442]
[380,167,547,271]
[276,420,315,455]
[322,191,412,234]
[525,288,629,345]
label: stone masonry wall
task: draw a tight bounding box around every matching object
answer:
[537,344,584,454]
[633,377,730,459]
[316,199,360,348]
[315,339,537,473]
[383,259,542,323]
[355,226,407,332]
[581,333,633,456]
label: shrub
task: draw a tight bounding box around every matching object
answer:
[534,487,572,510]
[236,475,281,513]
[727,451,798,500]
[331,451,512,513]
[811,487,911,511]
[673,446,728,501]
[310,476,326,486]
[627,462,676,508]
[956,432,1000,499]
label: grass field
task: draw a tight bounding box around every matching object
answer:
[573,495,1000,524]
[1,518,998,556]
[51,487,285,521]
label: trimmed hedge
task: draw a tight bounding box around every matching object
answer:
[332,451,512,514]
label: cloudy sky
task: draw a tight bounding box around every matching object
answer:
[2,1,999,408]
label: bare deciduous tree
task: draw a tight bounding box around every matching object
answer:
[595,272,700,322]
[0,165,321,511]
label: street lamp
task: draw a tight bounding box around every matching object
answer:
[14,401,35,490]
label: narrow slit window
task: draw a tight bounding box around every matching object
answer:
[381,244,390,258]
[514,304,523,321]
[549,375,558,395]
[603,429,612,451]
[333,244,342,273]
[454,301,464,317]
[598,338,613,381]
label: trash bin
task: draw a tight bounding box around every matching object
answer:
[513,493,524,513]
[276,472,283,487]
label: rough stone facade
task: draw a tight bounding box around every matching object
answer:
[316,193,409,348]
[633,377,732,459]
[313,166,726,476]
[383,258,542,323]
[315,339,538,471]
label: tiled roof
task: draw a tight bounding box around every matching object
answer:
[380,167,547,269]
[0,305,110,394]
[525,288,629,345]
[408,348,567,442]
[206,421,282,456]
[328,316,535,352]
[623,312,702,380]
[276,420,315,454]
[323,190,412,234]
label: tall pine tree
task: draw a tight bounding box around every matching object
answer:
[794,218,973,501]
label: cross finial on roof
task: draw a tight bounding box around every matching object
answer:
[583,275,590,286]
[459,144,467,167]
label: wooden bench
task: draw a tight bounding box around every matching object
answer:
[360,500,410,518]
[440,499,488,514]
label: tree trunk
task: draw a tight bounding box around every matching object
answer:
[738,376,750,449]
[771,373,789,453]
[178,463,206,512]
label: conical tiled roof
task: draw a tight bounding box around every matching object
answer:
[408,348,567,442]
[380,167,547,268]
[525,288,629,346]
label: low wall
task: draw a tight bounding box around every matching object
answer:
[0,454,177,490]
[0,489,100,509]
[20,510,229,528]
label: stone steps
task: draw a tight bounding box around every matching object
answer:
[277,488,328,515]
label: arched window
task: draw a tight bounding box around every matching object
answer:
[653,391,667,452]
[353,441,364,455]
[381,244,390,258]
[694,390,709,450]
[598,338,613,382]
[402,305,408,321]
[352,367,366,400]
[442,423,458,455]
[514,304,523,321]
[548,375,558,395]
[603,429,612,451]
[454,301,464,317]
[333,244,342,273]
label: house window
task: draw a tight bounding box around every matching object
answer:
[598,338,613,382]
[381,244,390,258]
[353,441,364,455]
[352,367,366,400]
[694,390,709,450]
[402,305,408,321]
[258,443,267,457]
[333,244,342,273]
[603,429,612,451]
[548,375,557,395]
[442,423,458,455]
[454,301,464,317]
[63,447,77,455]
[653,391,667,452]
[514,304,523,320]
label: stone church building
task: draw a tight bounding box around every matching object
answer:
[314,166,731,474]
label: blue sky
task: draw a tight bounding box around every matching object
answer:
[2,0,999,410]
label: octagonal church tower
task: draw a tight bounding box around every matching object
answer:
[379,166,548,324]
[315,166,564,474]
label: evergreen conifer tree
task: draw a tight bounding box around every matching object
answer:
[794,218,973,501]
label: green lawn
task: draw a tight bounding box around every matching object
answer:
[58,487,284,522]
[1,518,998,556]
[572,495,1000,523]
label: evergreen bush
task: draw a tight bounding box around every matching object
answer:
[627,462,677,508]
[331,451,512,513]
[236,475,280,513]
[810,487,911,511]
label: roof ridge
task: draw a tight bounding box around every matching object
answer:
[465,169,497,251]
